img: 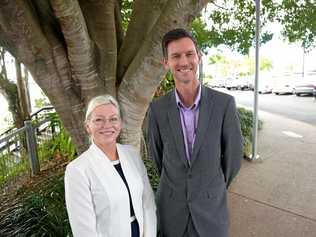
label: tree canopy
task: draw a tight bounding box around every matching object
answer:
[192,0,316,54]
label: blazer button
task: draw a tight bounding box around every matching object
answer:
[188,173,192,179]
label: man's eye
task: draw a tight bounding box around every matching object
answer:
[95,118,103,122]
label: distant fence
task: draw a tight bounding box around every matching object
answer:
[0,106,61,187]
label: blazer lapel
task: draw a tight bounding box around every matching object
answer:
[167,93,189,168]
[88,143,131,235]
[191,87,214,164]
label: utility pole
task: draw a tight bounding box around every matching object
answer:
[251,0,260,160]
[302,47,305,79]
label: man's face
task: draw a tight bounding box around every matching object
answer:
[163,37,201,85]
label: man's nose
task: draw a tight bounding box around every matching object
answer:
[178,55,189,65]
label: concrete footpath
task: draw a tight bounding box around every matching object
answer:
[228,110,316,237]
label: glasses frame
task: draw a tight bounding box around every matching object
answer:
[89,115,121,127]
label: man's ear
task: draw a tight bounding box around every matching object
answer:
[198,52,202,64]
[162,57,169,70]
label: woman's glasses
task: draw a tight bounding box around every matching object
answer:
[90,116,120,126]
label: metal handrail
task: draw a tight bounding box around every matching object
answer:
[0,106,55,139]
[30,106,54,119]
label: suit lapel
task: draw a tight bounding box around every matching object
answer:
[167,93,189,168]
[191,87,214,164]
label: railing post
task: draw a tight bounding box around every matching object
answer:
[24,120,40,175]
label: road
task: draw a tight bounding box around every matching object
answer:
[214,89,316,126]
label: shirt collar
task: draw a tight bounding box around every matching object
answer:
[175,84,201,110]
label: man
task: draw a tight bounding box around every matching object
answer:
[147,28,243,237]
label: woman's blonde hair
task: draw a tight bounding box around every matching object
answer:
[85,95,120,122]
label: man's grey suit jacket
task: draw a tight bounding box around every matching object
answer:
[148,86,243,237]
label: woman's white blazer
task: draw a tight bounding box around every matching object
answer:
[64,143,157,237]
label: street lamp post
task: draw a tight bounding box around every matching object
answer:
[251,0,260,160]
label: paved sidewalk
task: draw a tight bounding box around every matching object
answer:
[228,110,316,237]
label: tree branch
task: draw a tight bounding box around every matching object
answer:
[78,0,117,96]
[116,0,168,85]
[50,0,103,101]
[32,0,81,98]
[210,1,229,11]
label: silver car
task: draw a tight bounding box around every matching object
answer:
[293,78,316,96]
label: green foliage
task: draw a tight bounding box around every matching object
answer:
[0,173,72,237]
[120,0,133,30]
[0,153,29,187]
[208,53,273,77]
[196,0,275,54]
[155,72,175,97]
[191,0,316,54]
[38,113,77,161]
[191,18,213,54]
[277,0,316,50]
[238,107,263,157]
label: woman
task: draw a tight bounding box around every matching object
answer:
[65,95,157,237]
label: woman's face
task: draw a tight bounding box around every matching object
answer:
[85,104,122,148]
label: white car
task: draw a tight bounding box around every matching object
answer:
[258,81,273,94]
[272,81,294,95]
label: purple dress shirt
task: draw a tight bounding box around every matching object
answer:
[175,85,201,162]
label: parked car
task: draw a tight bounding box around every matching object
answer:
[272,80,294,95]
[293,78,316,96]
[237,77,253,90]
[313,88,316,100]
[207,79,225,88]
[258,80,273,94]
[225,78,239,90]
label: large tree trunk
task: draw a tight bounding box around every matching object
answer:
[0,0,209,154]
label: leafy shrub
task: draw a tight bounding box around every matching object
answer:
[0,153,29,187]
[0,173,71,237]
[45,113,77,160]
[238,107,263,157]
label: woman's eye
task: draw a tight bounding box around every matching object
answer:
[110,117,118,122]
